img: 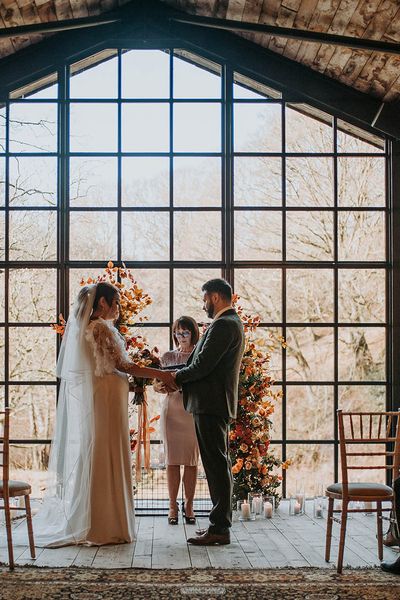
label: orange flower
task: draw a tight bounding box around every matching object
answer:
[245,462,252,470]
[239,443,248,452]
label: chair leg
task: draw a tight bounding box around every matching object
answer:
[376,500,383,561]
[4,497,15,570]
[337,499,349,574]
[24,495,36,559]
[325,497,334,562]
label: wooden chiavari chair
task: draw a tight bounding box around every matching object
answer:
[0,408,35,569]
[325,410,400,573]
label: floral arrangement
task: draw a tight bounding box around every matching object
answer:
[52,261,160,479]
[230,296,290,504]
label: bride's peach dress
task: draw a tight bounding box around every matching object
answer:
[85,318,135,545]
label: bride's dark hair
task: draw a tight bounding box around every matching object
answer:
[92,282,118,311]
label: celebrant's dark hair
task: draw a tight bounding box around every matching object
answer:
[202,278,232,301]
[92,282,118,311]
[172,316,200,347]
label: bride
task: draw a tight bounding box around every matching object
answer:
[24,281,172,547]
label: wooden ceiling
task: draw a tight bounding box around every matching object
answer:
[0,0,399,103]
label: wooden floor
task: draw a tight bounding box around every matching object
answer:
[1,500,398,569]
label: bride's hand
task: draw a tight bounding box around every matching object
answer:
[159,370,179,391]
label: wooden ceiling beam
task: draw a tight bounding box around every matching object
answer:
[170,13,400,56]
[0,14,120,39]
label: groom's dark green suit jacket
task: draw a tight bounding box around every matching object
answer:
[175,309,245,419]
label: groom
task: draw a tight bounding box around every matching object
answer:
[165,278,245,545]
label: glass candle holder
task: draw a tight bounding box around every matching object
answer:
[248,492,263,518]
[262,495,275,519]
[237,499,255,521]
[364,500,374,516]
[289,496,304,516]
[295,482,306,515]
[313,496,325,519]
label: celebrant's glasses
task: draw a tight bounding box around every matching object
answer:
[176,331,191,338]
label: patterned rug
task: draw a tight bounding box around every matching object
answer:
[1,566,400,600]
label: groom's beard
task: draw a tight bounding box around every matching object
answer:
[206,301,215,319]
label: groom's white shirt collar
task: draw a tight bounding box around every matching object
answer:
[213,305,233,320]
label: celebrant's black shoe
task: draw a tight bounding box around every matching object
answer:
[182,502,196,525]
[381,557,400,574]
[168,502,179,525]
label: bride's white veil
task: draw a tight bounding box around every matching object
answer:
[16,284,97,547]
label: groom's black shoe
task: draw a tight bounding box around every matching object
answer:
[187,530,230,546]
[381,557,400,574]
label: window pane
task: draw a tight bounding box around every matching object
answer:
[122,104,169,152]
[337,121,384,153]
[338,211,385,261]
[133,269,170,322]
[69,267,107,308]
[286,386,333,440]
[122,212,169,261]
[70,103,117,152]
[70,52,118,99]
[173,55,221,99]
[338,269,385,323]
[122,157,169,207]
[174,268,221,321]
[9,268,56,322]
[174,211,221,261]
[174,104,221,152]
[234,157,281,206]
[0,270,4,321]
[9,210,57,261]
[286,105,333,153]
[286,327,334,381]
[286,269,333,323]
[0,106,6,152]
[338,326,385,381]
[338,157,385,207]
[174,157,221,207]
[10,385,56,439]
[286,157,333,207]
[286,444,334,496]
[234,211,282,260]
[339,385,385,412]
[234,268,281,322]
[70,157,117,207]
[269,385,282,439]
[252,327,282,381]
[9,157,57,206]
[122,50,170,98]
[9,326,56,381]
[0,211,5,260]
[69,211,117,261]
[9,443,50,498]
[9,103,57,153]
[286,211,334,261]
[234,104,281,153]
[0,157,5,206]
[133,326,169,353]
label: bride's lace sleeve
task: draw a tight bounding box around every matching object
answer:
[86,319,130,377]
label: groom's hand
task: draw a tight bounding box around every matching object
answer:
[162,371,179,392]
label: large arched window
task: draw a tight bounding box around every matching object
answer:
[1,48,388,497]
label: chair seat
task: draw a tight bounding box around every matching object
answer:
[0,480,32,497]
[327,482,393,498]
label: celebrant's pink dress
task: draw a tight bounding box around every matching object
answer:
[85,318,135,545]
[159,349,199,466]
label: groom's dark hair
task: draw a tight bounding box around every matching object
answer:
[202,278,232,301]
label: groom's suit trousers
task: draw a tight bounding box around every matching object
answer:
[193,413,233,534]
